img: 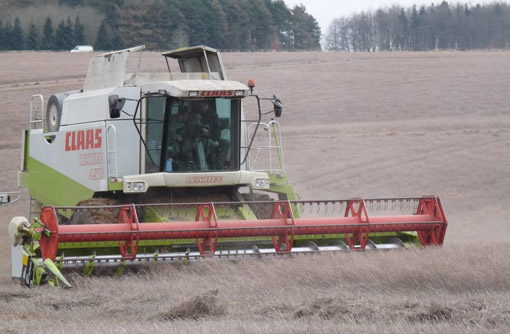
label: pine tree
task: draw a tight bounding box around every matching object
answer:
[95,21,111,50]
[65,17,74,47]
[110,29,124,50]
[306,14,321,49]
[180,0,209,46]
[54,17,74,50]
[397,8,409,50]
[42,17,55,50]
[143,0,168,49]
[12,17,24,50]
[410,5,420,50]
[0,20,4,50]
[27,22,38,50]
[73,16,85,45]
[268,0,293,50]
[435,1,452,49]
[247,0,276,49]
[209,0,228,49]
[291,5,321,50]
[55,20,67,50]
[218,0,250,49]
[166,0,187,31]
[101,2,123,50]
[3,22,13,49]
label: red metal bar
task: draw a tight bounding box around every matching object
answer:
[117,205,139,259]
[38,197,448,261]
[415,197,448,246]
[270,201,296,252]
[343,199,370,249]
[195,203,218,256]
[39,206,59,261]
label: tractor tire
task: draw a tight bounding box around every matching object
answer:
[45,94,65,132]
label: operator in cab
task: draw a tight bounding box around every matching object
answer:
[166,106,194,171]
[191,101,222,169]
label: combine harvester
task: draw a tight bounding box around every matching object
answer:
[4,46,447,287]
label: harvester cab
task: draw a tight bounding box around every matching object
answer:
[21,45,285,205]
[7,46,447,287]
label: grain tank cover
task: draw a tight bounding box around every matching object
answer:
[162,45,227,80]
[84,45,145,92]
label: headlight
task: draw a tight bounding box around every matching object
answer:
[254,178,270,189]
[234,90,245,97]
[189,91,199,97]
[125,181,148,193]
[132,182,145,192]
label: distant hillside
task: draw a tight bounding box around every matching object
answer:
[0,0,321,51]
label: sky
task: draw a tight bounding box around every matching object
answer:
[283,0,503,34]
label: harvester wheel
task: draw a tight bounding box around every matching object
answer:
[243,193,273,219]
[45,95,64,132]
[69,198,121,225]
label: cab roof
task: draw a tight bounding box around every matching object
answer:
[161,45,219,59]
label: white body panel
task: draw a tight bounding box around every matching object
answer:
[30,86,143,192]
[30,124,108,191]
[11,245,24,279]
[123,170,269,193]
[63,88,113,125]
[11,245,31,285]
[103,88,141,179]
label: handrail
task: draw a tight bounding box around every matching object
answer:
[245,120,284,173]
[107,125,118,178]
[29,95,44,130]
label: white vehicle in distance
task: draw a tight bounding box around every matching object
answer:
[70,45,94,53]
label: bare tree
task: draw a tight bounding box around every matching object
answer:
[169,28,189,49]
[324,1,510,52]
[325,18,342,50]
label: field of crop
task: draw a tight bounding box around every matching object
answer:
[0,50,509,333]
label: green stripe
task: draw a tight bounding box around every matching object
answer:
[22,157,94,206]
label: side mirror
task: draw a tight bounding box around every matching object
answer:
[0,193,11,206]
[272,94,283,117]
[108,95,126,119]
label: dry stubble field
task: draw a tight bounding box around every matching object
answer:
[0,50,509,333]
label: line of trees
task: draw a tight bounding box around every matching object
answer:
[0,16,85,50]
[325,2,510,51]
[102,0,321,51]
[0,0,321,51]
